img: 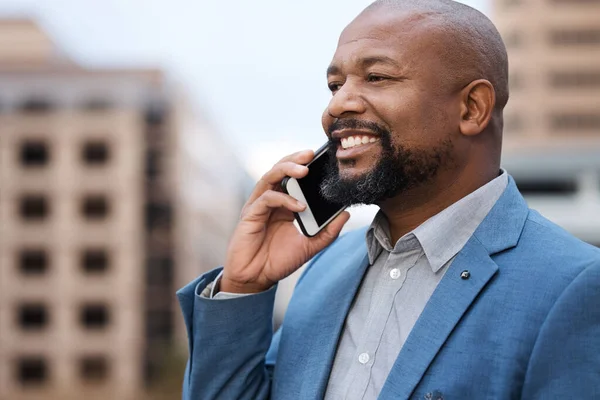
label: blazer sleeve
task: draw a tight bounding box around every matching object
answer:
[521,261,600,399]
[177,267,277,400]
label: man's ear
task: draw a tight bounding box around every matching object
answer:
[459,79,495,137]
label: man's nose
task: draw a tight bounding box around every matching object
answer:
[326,84,367,118]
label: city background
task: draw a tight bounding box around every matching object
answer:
[0,0,598,399]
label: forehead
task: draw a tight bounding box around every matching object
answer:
[330,9,444,71]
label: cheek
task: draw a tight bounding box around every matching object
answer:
[370,89,423,138]
[387,95,451,148]
[420,101,454,144]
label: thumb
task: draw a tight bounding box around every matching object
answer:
[306,211,350,254]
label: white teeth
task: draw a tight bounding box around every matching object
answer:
[340,135,379,149]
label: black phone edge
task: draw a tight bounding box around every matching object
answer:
[311,142,330,163]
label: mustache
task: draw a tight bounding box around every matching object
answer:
[327,119,390,138]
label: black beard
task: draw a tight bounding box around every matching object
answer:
[320,120,453,206]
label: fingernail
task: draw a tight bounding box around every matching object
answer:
[295,165,307,173]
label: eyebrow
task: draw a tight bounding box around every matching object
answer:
[326,55,401,77]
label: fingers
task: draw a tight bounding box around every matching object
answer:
[264,161,308,186]
[307,211,351,253]
[242,190,306,221]
[245,150,314,206]
[261,150,313,187]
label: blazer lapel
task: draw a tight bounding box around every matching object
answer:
[378,177,530,399]
[378,238,498,399]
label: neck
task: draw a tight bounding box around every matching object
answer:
[378,167,499,244]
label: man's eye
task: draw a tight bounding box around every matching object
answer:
[328,82,343,93]
[367,74,387,82]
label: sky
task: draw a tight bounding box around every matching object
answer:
[0,0,488,227]
[0,0,488,178]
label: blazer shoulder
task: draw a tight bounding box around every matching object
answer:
[512,209,600,273]
[526,210,599,254]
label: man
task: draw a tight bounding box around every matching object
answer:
[177,0,600,398]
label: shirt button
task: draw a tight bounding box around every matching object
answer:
[390,268,401,279]
[358,353,370,364]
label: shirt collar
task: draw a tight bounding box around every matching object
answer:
[366,170,508,272]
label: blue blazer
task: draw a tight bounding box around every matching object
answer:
[177,177,600,399]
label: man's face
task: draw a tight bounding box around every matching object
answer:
[320,10,459,205]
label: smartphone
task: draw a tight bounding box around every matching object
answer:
[282,143,347,237]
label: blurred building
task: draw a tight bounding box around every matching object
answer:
[0,19,249,400]
[494,0,600,246]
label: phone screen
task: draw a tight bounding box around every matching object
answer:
[297,149,345,226]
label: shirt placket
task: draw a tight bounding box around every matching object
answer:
[345,242,422,399]
[363,247,424,398]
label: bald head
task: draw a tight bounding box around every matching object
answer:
[364,0,509,110]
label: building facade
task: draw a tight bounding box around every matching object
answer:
[494,0,600,146]
[0,19,248,400]
[493,0,600,245]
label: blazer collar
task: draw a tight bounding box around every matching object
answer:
[472,175,529,255]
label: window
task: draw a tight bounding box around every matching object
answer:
[19,97,54,113]
[147,257,173,285]
[515,178,577,195]
[501,0,523,8]
[82,141,110,165]
[18,303,48,330]
[145,203,172,229]
[80,304,109,329]
[20,195,49,221]
[550,113,600,131]
[504,31,524,48]
[504,114,524,132]
[145,105,166,126]
[146,310,173,339]
[80,356,109,382]
[81,195,110,220]
[17,357,48,385]
[509,72,524,90]
[81,249,109,274]
[20,140,49,167]
[146,150,160,179]
[19,249,48,275]
[549,0,600,4]
[549,71,600,88]
[81,99,112,112]
[549,29,600,46]
[146,126,165,143]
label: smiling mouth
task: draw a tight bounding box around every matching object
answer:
[340,135,380,149]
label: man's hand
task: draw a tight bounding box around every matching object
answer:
[221,150,350,294]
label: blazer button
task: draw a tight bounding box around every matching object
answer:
[460,270,471,280]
